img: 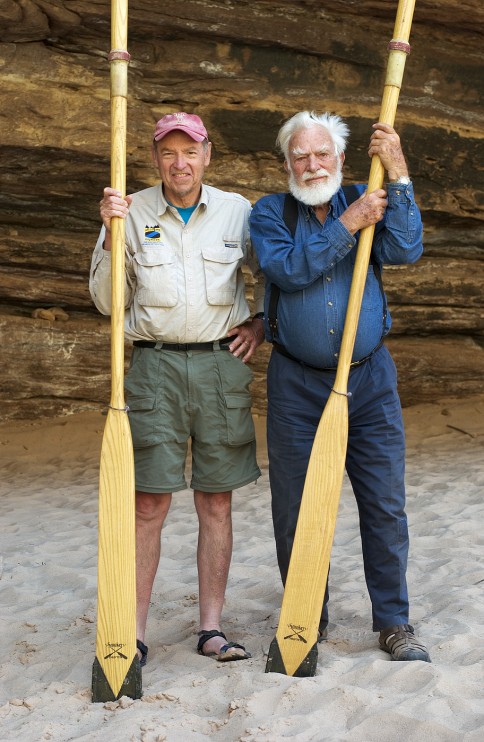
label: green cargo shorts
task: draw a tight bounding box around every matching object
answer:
[124,345,261,493]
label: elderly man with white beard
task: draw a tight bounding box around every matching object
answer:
[249,111,431,663]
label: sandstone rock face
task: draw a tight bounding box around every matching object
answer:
[1,1,483,421]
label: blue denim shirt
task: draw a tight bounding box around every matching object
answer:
[249,183,423,368]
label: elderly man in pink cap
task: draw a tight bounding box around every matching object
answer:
[90,112,265,667]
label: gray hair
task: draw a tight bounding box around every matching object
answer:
[276,111,350,160]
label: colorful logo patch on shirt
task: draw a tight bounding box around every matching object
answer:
[224,241,239,248]
[144,225,161,241]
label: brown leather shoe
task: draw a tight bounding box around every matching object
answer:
[379,624,431,662]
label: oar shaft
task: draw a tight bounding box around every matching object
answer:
[109,0,130,409]
[111,0,128,57]
[110,92,127,409]
[334,0,416,391]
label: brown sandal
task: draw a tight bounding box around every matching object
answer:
[379,624,430,662]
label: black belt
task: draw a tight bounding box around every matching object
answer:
[272,341,382,372]
[133,337,232,351]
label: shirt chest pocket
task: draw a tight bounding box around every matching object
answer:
[201,242,243,305]
[133,248,177,307]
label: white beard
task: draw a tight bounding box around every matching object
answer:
[288,166,343,207]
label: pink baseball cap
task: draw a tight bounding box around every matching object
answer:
[153,112,208,142]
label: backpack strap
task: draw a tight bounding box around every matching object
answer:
[283,191,300,238]
[268,186,362,340]
[341,184,360,212]
[267,193,299,338]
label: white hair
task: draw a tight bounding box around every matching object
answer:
[276,111,350,160]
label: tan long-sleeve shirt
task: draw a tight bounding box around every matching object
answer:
[89,183,264,343]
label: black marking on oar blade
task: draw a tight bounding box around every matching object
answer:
[92,656,142,702]
[265,638,318,677]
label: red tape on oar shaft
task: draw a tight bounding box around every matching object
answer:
[108,50,131,61]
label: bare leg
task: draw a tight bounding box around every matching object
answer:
[135,490,172,654]
[194,490,245,658]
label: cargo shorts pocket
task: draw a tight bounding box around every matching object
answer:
[127,395,163,448]
[223,392,256,446]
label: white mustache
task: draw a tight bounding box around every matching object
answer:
[301,169,330,181]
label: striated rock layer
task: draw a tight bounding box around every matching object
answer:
[0,1,483,421]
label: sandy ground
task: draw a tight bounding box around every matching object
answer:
[1,394,483,741]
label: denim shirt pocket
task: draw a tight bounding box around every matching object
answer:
[360,264,383,312]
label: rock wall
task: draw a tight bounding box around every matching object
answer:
[1,1,483,421]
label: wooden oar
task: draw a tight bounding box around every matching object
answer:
[266,0,417,677]
[92,0,141,702]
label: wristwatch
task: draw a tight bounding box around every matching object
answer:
[253,312,264,320]
[389,175,411,185]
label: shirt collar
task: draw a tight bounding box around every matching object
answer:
[157,183,208,215]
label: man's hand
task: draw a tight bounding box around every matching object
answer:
[99,187,133,251]
[226,319,265,363]
[339,188,388,235]
[368,122,409,182]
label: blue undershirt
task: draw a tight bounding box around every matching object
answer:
[170,203,196,224]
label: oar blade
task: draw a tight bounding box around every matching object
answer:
[266,391,349,676]
[92,655,141,703]
[92,408,140,702]
[265,637,318,677]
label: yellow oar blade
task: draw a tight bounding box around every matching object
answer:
[266,392,349,676]
[92,408,140,701]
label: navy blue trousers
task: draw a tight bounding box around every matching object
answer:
[267,344,410,631]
